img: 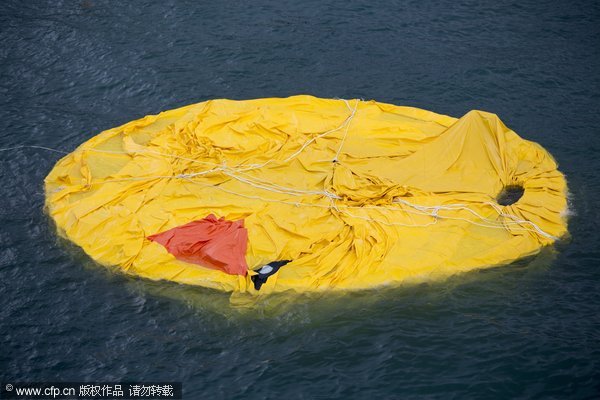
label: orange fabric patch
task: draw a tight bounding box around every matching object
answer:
[148,214,248,276]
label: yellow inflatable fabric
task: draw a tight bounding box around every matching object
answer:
[45,95,568,295]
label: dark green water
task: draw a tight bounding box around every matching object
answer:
[1,1,599,398]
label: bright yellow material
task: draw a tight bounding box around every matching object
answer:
[45,95,568,295]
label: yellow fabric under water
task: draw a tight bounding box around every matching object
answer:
[45,95,568,295]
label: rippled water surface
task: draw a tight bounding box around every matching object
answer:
[1,1,599,398]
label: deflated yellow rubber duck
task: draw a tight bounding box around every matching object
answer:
[45,95,569,295]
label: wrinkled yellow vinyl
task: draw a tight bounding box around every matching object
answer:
[45,95,568,295]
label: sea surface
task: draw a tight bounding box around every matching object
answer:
[1,1,599,398]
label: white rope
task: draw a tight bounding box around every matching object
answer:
[83,148,221,168]
[333,99,359,162]
[183,177,555,235]
[392,198,557,239]
[394,199,525,227]
[283,98,358,163]
[223,170,342,199]
[0,145,69,154]
[182,177,440,228]
[486,201,558,240]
